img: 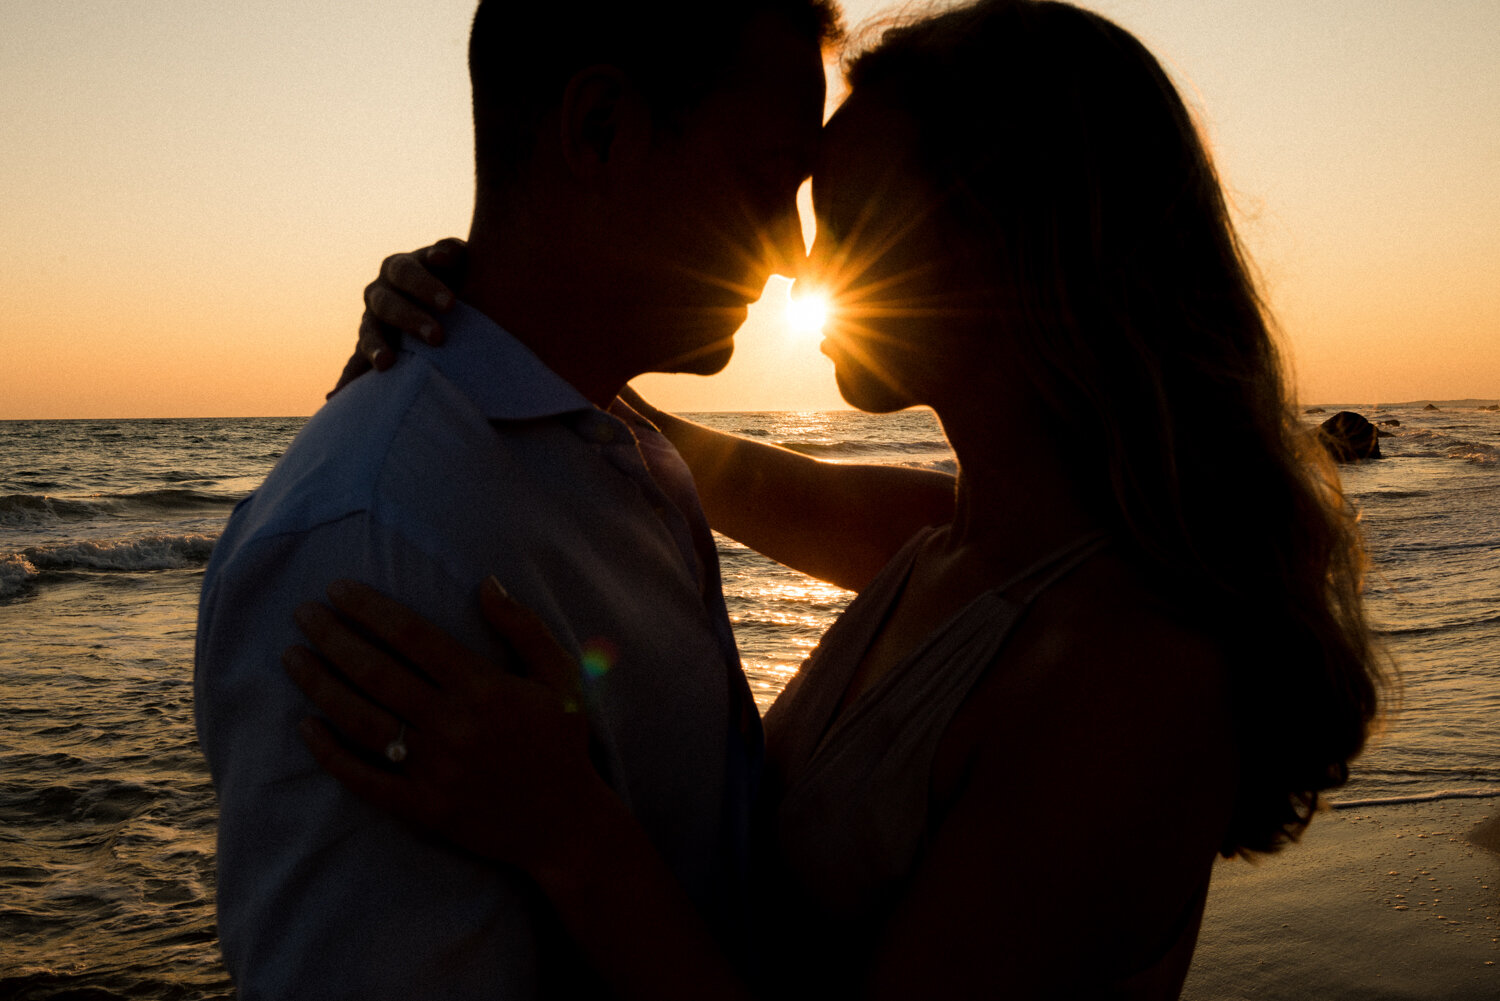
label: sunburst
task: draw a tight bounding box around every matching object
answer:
[785,287,831,340]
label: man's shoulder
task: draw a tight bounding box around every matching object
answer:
[218,361,496,555]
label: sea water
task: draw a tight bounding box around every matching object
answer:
[1,405,1495,996]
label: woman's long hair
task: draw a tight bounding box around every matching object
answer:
[848,0,1385,855]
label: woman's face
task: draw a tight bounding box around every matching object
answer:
[803,92,995,413]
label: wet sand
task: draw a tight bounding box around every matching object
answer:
[1182,798,1500,999]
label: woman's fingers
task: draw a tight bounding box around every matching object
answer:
[297,716,435,823]
[291,600,446,731]
[479,577,582,709]
[282,643,410,755]
[422,237,468,279]
[380,252,454,335]
[356,312,397,372]
[363,279,441,346]
[323,579,492,690]
[350,240,465,381]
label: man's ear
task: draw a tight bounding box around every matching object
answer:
[559,66,650,178]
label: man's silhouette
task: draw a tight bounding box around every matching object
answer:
[195,2,837,996]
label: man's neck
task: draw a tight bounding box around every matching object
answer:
[458,230,635,408]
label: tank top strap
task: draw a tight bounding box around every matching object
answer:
[993,531,1112,606]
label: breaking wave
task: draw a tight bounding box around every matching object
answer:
[0,490,237,529]
[14,534,217,575]
[1396,429,1499,465]
[0,552,41,599]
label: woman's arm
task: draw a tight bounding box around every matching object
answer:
[623,390,955,591]
[356,245,956,591]
[327,239,467,398]
[286,578,753,1001]
[532,793,754,1001]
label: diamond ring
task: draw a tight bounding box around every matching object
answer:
[385,723,409,764]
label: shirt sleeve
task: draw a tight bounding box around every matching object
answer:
[195,510,540,1000]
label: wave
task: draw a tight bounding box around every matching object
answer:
[1329,787,1500,809]
[779,440,953,458]
[1376,610,1500,637]
[115,488,238,509]
[0,489,238,528]
[0,493,110,526]
[14,534,217,575]
[0,553,40,599]
[1394,429,1499,465]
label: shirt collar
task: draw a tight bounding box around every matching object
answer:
[405,301,596,422]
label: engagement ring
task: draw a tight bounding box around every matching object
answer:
[385,724,408,764]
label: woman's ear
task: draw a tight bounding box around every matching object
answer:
[559,65,650,179]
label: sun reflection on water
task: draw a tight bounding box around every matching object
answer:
[722,558,855,712]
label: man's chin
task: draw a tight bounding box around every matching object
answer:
[660,340,736,376]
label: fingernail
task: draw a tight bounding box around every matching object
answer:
[482,575,509,600]
[372,347,393,370]
[419,322,440,344]
[434,290,454,310]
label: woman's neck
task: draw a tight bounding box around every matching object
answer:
[932,397,1102,574]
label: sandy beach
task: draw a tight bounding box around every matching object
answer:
[1182,798,1500,999]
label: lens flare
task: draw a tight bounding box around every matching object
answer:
[580,638,618,681]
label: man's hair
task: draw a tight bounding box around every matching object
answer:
[469,0,843,190]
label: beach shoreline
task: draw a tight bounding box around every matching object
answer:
[1183,796,1500,999]
[2,410,1495,998]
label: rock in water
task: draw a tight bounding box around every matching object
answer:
[1318,411,1382,462]
[1304,407,1327,414]
[1424,403,1440,411]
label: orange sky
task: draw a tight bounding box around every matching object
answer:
[2,0,1496,418]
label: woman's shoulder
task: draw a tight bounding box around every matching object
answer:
[922,549,1236,985]
[1014,548,1228,706]
[937,546,1237,815]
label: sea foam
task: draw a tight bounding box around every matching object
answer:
[0,552,40,598]
[1396,429,1499,465]
[20,534,217,573]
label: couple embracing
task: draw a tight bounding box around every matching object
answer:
[195,1,1383,998]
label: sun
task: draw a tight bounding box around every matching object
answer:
[784,288,831,341]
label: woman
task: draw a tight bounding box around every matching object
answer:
[289,1,1383,995]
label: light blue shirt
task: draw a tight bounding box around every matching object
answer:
[196,304,756,999]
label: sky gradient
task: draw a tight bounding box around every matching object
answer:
[3,0,1496,418]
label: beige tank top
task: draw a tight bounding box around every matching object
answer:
[758,527,1112,992]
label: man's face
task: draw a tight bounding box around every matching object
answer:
[620,13,826,376]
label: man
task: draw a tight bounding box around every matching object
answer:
[194,1,836,996]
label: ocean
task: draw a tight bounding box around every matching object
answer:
[1,405,1496,997]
